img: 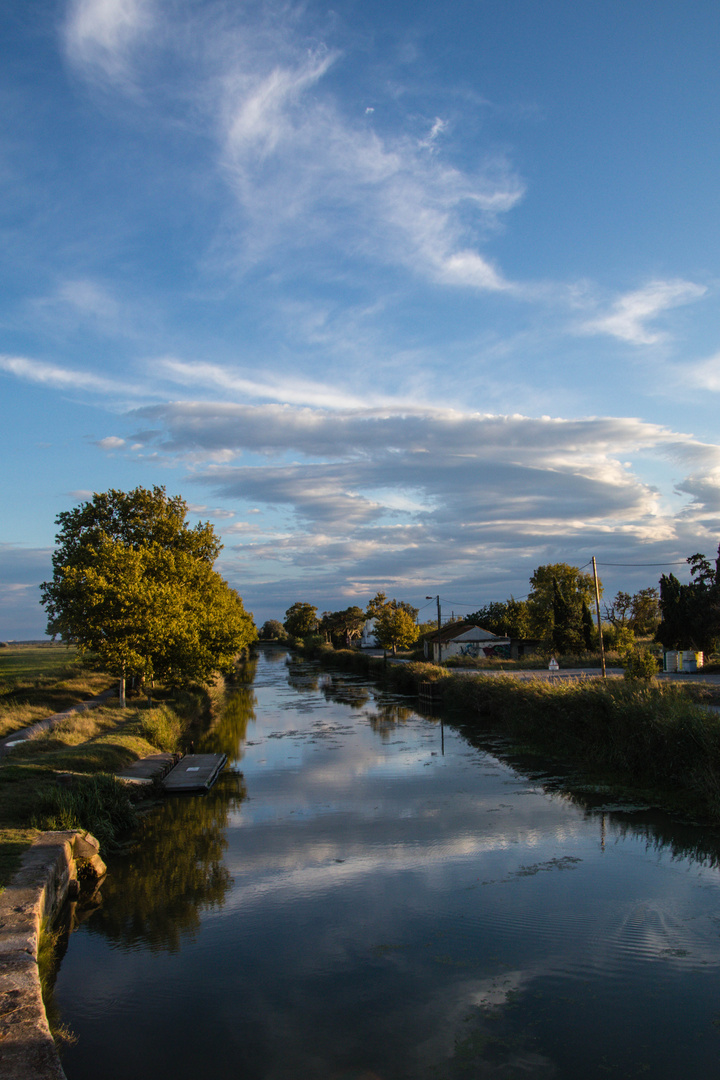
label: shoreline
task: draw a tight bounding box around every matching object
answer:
[0,831,105,1080]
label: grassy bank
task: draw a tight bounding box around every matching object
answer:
[0,643,116,738]
[308,646,720,824]
[0,674,225,888]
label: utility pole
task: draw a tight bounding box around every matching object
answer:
[592,556,606,678]
[426,595,442,663]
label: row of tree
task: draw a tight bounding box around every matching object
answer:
[41,487,257,702]
[471,549,720,655]
[266,559,680,659]
[258,593,428,655]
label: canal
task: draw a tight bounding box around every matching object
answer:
[53,647,720,1079]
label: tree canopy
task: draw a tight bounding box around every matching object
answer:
[40,487,256,693]
[366,594,419,654]
[657,548,720,652]
[604,587,660,637]
[468,598,530,639]
[283,602,319,638]
[526,562,598,652]
[319,606,366,646]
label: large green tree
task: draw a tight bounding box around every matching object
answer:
[528,563,599,652]
[319,606,366,647]
[469,598,530,639]
[283,602,319,638]
[258,620,288,641]
[366,595,419,655]
[657,548,720,652]
[40,487,256,702]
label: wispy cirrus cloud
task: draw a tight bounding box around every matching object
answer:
[62,0,524,294]
[63,0,155,84]
[0,354,140,395]
[681,352,720,393]
[579,280,707,345]
[157,358,374,410]
[218,48,522,290]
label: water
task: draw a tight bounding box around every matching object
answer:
[53,648,720,1078]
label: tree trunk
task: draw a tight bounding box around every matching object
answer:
[119,664,126,708]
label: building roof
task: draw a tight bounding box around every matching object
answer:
[426,620,510,644]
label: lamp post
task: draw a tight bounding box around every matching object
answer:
[426,595,441,663]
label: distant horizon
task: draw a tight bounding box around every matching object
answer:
[3,1,720,638]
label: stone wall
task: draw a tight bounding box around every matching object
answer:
[0,831,106,1080]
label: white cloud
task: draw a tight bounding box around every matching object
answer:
[579,280,706,345]
[96,435,126,450]
[126,401,720,604]
[63,0,154,84]
[0,354,137,395]
[681,352,720,392]
[158,358,374,410]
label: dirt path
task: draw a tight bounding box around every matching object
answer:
[0,687,118,759]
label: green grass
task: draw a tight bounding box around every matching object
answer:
[0,643,79,682]
[0,670,221,887]
[0,643,116,738]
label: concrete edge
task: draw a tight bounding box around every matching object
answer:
[0,831,106,1080]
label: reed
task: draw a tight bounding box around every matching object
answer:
[441,674,720,820]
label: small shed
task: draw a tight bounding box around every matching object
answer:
[423,621,511,663]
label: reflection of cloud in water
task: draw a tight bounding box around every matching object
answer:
[410,970,559,1079]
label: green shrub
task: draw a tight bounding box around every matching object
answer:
[603,624,636,652]
[622,645,659,681]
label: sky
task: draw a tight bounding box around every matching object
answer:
[2,0,720,638]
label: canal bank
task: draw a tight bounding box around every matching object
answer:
[310,647,720,825]
[0,831,105,1080]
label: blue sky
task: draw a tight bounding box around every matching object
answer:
[2,0,720,637]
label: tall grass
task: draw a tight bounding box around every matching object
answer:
[140,705,183,752]
[32,774,138,850]
[441,674,720,819]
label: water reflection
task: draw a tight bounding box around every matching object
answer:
[285,657,320,694]
[320,674,370,710]
[201,683,256,763]
[363,700,418,740]
[453,718,720,871]
[54,648,720,1080]
[86,774,245,953]
[82,681,255,953]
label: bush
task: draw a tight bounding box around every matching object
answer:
[603,624,636,652]
[622,645,659,681]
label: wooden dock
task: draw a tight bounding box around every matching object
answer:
[162,753,227,794]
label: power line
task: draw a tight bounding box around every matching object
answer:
[596,560,689,567]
